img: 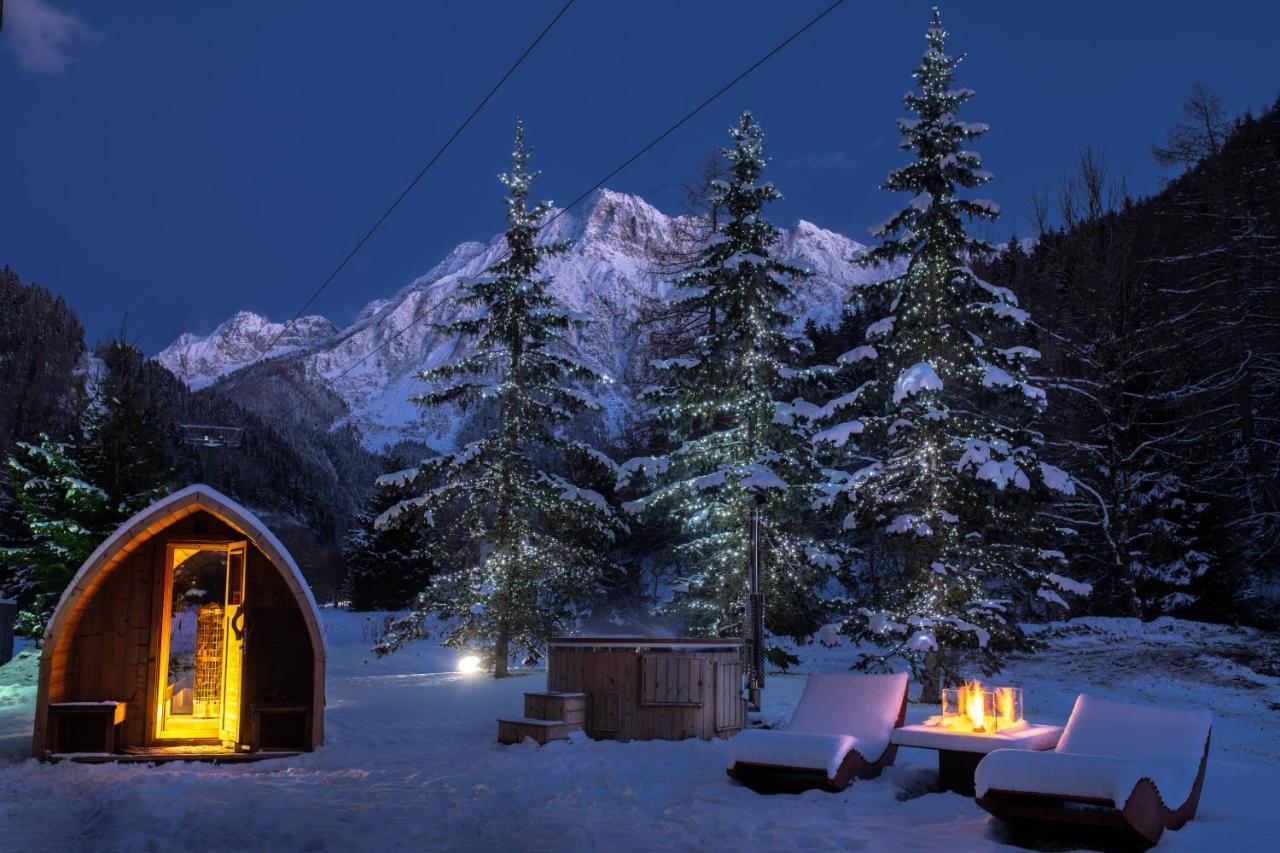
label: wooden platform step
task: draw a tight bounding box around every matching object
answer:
[53,749,301,764]
[497,717,582,745]
[523,691,587,725]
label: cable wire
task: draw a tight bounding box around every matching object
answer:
[305,0,847,394]
[247,0,576,368]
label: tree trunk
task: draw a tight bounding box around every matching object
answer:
[493,623,510,679]
[920,646,944,704]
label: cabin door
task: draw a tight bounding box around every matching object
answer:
[219,544,247,747]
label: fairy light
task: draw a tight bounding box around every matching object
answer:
[623,111,832,637]
[811,7,1087,675]
[375,121,627,664]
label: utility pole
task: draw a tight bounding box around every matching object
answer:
[745,495,765,712]
[180,424,243,488]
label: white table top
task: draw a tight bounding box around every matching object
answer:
[891,722,1063,754]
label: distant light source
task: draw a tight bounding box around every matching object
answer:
[457,655,482,674]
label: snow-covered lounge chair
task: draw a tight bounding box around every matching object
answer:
[975,694,1212,848]
[725,672,909,794]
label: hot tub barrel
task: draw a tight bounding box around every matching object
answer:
[545,637,746,741]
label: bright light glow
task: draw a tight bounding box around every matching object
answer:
[457,655,482,674]
[940,682,1024,733]
[964,680,987,731]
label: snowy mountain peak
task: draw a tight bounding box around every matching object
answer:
[572,189,674,253]
[156,310,338,389]
[156,189,899,449]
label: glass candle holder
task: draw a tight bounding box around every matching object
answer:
[993,686,1023,730]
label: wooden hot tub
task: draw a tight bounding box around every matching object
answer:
[545,637,746,741]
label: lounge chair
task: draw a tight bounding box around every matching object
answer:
[726,672,909,793]
[975,693,1211,848]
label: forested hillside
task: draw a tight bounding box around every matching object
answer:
[976,93,1280,623]
[0,270,381,618]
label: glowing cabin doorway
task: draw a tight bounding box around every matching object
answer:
[155,542,247,745]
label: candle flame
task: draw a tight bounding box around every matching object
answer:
[963,681,987,732]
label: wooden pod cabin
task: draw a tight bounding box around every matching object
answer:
[545,637,745,741]
[32,485,326,759]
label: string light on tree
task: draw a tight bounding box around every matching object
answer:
[618,111,836,649]
[374,121,625,677]
[811,8,1089,702]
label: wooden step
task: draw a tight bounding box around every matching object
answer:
[496,717,581,745]
[523,691,587,725]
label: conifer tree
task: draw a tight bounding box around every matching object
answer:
[376,122,624,676]
[619,112,833,644]
[342,475,435,611]
[813,9,1086,700]
[84,339,174,511]
[1,434,115,635]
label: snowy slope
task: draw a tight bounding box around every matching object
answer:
[155,190,895,450]
[1,613,1276,851]
[156,310,338,390]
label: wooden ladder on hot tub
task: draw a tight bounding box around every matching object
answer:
[497,692,586,745]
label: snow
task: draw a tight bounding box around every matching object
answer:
[975,694,1212,809]
[1038,462,1075,495]
[788,673,908,764]
[812,420,864,448]
[893,362,943,404]
[730,673,907,778]
[727,729,858,779]
[980,363,1016,389]
[907,628,938,652]
[1,613,1278,851]
[836,345,877,364]
[154,189,894,453]
[888,513,933,537]
[740,464,789,491]
[865,315,895,338]
[978,302,1030,324]
[1046,573,1092,596]
[893,722,1062,754]
[615,455,668,489]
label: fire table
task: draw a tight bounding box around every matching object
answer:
[891,720,1063,795]
[890,680,1062,795]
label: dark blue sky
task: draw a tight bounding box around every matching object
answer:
[3,1,1277,353]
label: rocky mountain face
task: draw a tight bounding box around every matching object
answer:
[157,311,338,389]
[156,189,895,453]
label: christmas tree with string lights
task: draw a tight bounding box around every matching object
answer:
[375,122,625,677]
[619,111,834,646]
[813,9,1086,700]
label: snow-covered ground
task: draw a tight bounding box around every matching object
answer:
[0,613,1276,851]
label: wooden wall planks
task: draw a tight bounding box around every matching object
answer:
[546,641,745,742]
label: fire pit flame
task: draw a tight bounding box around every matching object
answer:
[940,682,1024,734]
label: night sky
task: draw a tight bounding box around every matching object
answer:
[3,0,1277,353]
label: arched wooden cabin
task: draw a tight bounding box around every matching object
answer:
[32,485,326,759]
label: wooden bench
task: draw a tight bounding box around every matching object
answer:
[251,704,313,750]
[47,701,127,754]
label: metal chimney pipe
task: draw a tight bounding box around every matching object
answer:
[746,498,764,711]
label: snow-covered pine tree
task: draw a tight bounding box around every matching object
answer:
[619,111,834,646]
[375,122,624,676]
[342,474,435,612]
[814,9,1085,701]
[0,434,115,635]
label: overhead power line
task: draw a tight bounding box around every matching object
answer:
[248,0,577,368]
[308,0,847,394]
